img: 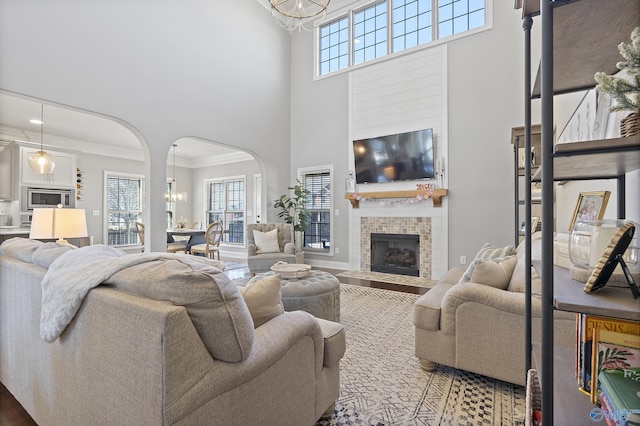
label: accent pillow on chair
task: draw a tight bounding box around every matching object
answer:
[468,255,518,290]
[237,274,284,327]
[459,243,517,283]
[252,228,281,254]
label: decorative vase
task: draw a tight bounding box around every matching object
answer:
[569,219,639,272]
[620,111,640,138]
[345,170,356,193]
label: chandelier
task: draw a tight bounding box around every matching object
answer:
[28,105,56,175]
[270,0,330,31]
[166,144,187,203]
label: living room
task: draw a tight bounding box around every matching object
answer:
[1,0,639,424]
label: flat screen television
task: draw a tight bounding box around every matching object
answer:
[353,128,434,184]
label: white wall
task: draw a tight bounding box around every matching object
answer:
[0,0,291,252]
[290,2,533,269]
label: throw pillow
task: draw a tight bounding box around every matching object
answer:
[0,237,43,263]
[253,228,280,254]
[459,243,517,283]
[238,274,284,328]
[32,242,75,269]
[469,255,518,290]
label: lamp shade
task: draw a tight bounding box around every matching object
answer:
[29,208,88,244]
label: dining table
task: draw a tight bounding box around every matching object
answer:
[167,228,206,252]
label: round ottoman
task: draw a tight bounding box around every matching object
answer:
[260,270,341,322]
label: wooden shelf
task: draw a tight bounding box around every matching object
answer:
[344,189,448,208]
[532,262,640,322]
[531,135,640,181]
[520,0,640,97]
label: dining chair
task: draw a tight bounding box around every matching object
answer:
[191,221,202,230]
[136,222,187,253]
[190,222,223,259]
[135,222,145,253]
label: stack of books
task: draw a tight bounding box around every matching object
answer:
[576,314,640,425]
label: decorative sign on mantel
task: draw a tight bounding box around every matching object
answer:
[344,186,448,208]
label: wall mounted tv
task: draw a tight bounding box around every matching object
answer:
[353,128,434,184]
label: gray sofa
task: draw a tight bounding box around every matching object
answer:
[413,233,574,386]
[0,238,345,425]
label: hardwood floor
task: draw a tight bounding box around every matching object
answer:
[0,263,424,425]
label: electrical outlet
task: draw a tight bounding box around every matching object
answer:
[335,247,340,254]
[460,256,467,265]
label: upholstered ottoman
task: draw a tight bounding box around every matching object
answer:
[257,270,341,322]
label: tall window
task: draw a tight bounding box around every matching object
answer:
[106,173,143,246]
[301,168,332,253]
[318,0,486,76]
[206,177,245,244]
[353,1,387,65]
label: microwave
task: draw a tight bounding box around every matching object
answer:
[21,187,75,211]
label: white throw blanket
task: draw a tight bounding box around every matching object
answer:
[40,245,224,342]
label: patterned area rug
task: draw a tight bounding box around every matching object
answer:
[336,271,438,288]
[316,284,525,426]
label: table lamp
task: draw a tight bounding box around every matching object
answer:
[29,206,88,245]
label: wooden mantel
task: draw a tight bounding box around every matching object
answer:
[344,189,448,208]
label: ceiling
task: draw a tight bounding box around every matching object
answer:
[0,91,253,167]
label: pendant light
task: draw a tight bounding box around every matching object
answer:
[166,144,187,203]
[28,105,56,175]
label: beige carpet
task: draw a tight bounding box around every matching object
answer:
[317,283,525,425]
[337,270,438,288]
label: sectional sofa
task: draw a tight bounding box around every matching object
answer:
[0,238,345,425]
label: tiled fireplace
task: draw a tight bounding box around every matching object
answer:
[360,217,432,278]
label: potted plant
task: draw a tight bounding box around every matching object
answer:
[594,26,640,137]
[273,179,310,252]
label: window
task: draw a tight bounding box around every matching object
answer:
[319,16,349,75]
[300,168,332,253]
[106,173,143,246]
[206,177,245,244]
[353,2,387,65]
[438,0,485,38]
[318,0,486,76]
[392,0,432,52]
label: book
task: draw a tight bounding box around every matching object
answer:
[590,329,640,403]
[598,387,628,426]
[578,314,640,394]
[598,369,640,425]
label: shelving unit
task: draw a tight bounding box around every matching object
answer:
[517,0,640,424]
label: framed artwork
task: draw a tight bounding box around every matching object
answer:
[520,216,541,233]
[569,191,611,231]
[557,89,597,144]
[531,216,540,232]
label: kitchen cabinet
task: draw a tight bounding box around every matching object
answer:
[0,143,17,200]
[20,147,77,188]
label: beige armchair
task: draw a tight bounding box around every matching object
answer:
[246,223,296,274]
[413,233,575,386]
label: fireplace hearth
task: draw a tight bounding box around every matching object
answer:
[370,233,420,277]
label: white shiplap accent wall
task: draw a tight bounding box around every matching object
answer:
[347,44,448,279]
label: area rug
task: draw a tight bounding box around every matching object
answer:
[316,284,525,426]
[220,260,247,271]
[336,270,437,288]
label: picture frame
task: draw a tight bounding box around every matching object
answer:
[531,216,540,232]
[520,216,541,233]
[569,191,611,231]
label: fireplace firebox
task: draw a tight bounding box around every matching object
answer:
[370,233,420,276]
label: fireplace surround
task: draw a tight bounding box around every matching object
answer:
[360,216,432,278]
